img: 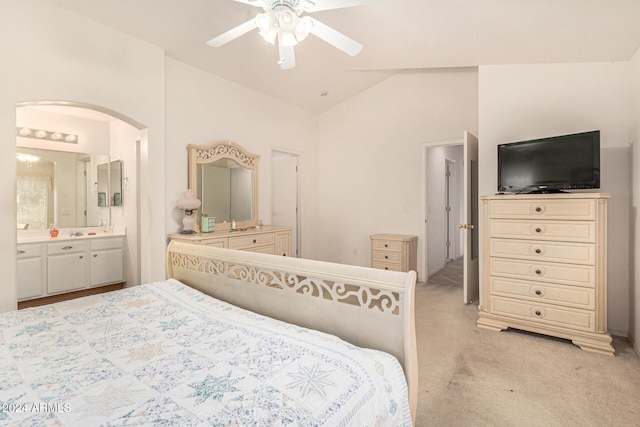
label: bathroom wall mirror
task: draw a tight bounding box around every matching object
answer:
[188,141,259,231]
[17,147,110,230]
[110,160,123,206]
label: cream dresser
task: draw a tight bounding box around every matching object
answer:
[477,193,613,355]
[169,226,292,257]
[370,234,418,273]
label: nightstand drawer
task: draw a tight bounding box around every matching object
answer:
[489,296,595,332]
[489,239,596,265]
[489,199,596,220]
[489,219,596,243]
[490,277,595,310]
[372,250,402,263]
[490,258,595,288]
[372,261,402,272]
[372,240,403,252]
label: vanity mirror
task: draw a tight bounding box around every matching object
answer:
[16,147,110,229]
[188,141,259,231]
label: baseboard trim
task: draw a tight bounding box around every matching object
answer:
[18,283,125,309]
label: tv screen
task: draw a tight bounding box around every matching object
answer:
[498,130,600,193]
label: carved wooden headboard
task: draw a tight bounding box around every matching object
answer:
[166,240,418,421]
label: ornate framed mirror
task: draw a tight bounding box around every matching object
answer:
[188,141,259,232]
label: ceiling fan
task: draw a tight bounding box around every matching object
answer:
[206,0,378,69]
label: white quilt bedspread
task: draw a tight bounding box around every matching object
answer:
[0,279,411,426]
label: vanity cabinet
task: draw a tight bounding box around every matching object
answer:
[47,241,89,294]
[477,193,613,355]
[169,226,292,257]
[16,244,45,300]
[17,235,126,303]
[90,237,125,287]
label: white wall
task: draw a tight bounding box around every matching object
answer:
[0,0,166,312]
[479,62,634,335]
[630,47,640,352]
[110,120,141,286]
[318,69,478,280]
[164,58,320,258]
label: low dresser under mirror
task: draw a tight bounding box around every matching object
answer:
[170,140,291,256]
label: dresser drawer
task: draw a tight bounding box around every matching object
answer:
[489,239,595,265]
[372,261,403,272]
[490,277,595,310]
[242,245,275,255]
[490,258,595,288]
[372,250,402,263]
[489,296,595,332]
[371,240,403,252]
[229,233,275,249]
[489,199,596,220]
[489,219,596,243]
[201,238,227,248]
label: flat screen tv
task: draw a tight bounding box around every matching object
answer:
[497,130,600,193]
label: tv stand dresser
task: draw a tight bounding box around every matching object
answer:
[477,193,614,355]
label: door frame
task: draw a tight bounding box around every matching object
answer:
[269,147,302,258]
[422,138,464,281]
[422,133,480,304]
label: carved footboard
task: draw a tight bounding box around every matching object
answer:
[166,240,418,421]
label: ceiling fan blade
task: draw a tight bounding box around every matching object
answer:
[307,17,363,56]
[278,44,296,70]
[304,0,378,12]
[206,19,258,47]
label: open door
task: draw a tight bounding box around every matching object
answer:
[461,131,479,304]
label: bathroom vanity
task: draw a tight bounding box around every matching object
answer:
[17,228,126,308]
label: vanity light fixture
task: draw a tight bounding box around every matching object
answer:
[16,127,79,144]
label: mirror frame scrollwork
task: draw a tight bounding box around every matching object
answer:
[188,140,259,232]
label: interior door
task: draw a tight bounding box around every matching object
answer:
[462,131,479,304]
[271,154,298,257]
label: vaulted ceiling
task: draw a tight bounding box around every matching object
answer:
[45,0,640,113]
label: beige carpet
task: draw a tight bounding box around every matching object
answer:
[415,260,640,426]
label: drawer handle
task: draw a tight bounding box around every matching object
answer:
[384,267,389,270]
[535,207,542,212]
[385,255,389,259]
[93,254,98,258]
[62,246,73,250]
[79,255,84,259]
[535,310,542,316]
[17,250,26,255]
[535,248,542,254]
[535,289,542,296]
[253,239,257,244]
[384,244,389,248]
[535,269,542,275]
[535,228,542,233]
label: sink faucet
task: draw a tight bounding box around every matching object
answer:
[69,230,84,237]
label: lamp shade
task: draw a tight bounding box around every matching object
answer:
[177,190,201,212]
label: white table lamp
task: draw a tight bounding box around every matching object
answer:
[177,190,201,234]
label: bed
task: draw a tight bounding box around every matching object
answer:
[1,241,418,425]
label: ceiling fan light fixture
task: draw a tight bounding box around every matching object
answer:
[279,30,298,47]
[294,16,312,41]
[277,8,298,32]
[256,11,277,44]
